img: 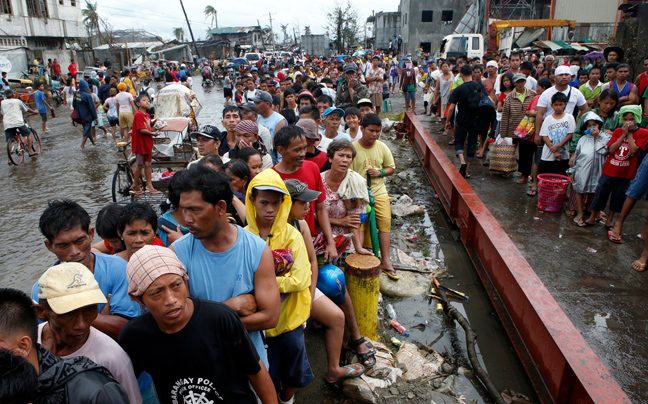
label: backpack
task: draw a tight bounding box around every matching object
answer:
[466,82,496,123]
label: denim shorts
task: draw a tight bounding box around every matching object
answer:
[266,326,314,391]
[626,156,648,200]
[404,90,416,102]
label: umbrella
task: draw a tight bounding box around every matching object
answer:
[231,58,247,65]
[366,173,380,258]
[583,51,603,60]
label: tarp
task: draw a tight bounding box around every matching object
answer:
[155,84,202,119]
[553,41,573,50]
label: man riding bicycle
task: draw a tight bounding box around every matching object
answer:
[1,89,38,157]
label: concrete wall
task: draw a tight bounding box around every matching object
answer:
[374,12,400,50]
[301,35,330,57]
[554,0,618,24]
[0,48,29,78]
[400,0,472,55]
[1,0,85,38]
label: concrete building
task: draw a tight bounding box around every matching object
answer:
[369,11,401,50]
[399,0,475,55]
[0,0,87,78]
[301,34,330,57]
[208,26,265,56]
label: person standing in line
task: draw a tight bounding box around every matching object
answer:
[365,55,385,114]
[115,82,136,143]
[400,58,417,114]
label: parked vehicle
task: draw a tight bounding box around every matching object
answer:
[437,34,484,61]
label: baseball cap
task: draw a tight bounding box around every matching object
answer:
[127,245,188,298]
[357,98,373,107]
[297,91,315,103]
[512,73,527,83]
[37,262,107,315]
[190,125,221,140]
[555,65,571,76]
[253,185,289,195]
[284,179,321,202]
[249,90,273,103]
[323,107,345,119]
[486,60,498,68]
[296,119,319,140]
[343,62,358,73]
[372,55,380,60]
[240,103,258,113]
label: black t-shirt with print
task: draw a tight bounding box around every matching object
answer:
[119,297,261,404]
[448,81,489,128]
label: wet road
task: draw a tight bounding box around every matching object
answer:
[0,78,226,292]
[416,113,648,403]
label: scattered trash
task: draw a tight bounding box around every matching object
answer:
[586,247,597,253]
[390,319,410,336]
[533,217,540,220]
[405,234,418,241]
[392,194,426,217]
[390,337,402,347]
[395,342,445,380]
[386,304,397,319]
[433,193,439,199]
[344,341,402,403]
[501,388,533,404]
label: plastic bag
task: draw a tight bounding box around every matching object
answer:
[514,115,535,140]
[107,103,118,121]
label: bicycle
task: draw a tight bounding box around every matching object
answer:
[111,141,145,202]
[7,115,41,165]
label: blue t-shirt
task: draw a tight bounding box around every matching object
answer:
[172,225,269,367]
[34,90,47,113]
[157,211,189,247]
[31,253,141,318]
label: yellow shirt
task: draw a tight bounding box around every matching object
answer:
[350,140,396,198]
[123,77,137,96]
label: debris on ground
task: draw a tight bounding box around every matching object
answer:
[395,342,445,380]
[343,341,403,403]
[501,389,532,404]
[586,247,597,253]
[391,194,426,217]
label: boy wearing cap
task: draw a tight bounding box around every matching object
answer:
[0,288,130,404]
[351,113,399,280]
[245,170,314,403]
[35,263,142,404]
[120,246,278,404]
[319,107,353,153]
[188,125,222,167]
[357,98,375,119]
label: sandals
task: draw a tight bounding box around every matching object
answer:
[607,230,623,244]
[573,217,593,227]
[324,364,364,385]
[526,189,537,197]
[348,337,376,368]
[565,209,576,216]
[632,260,647,272]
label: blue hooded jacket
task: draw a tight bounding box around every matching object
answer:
[73,80,98,122]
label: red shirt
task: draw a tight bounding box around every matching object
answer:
[68,63,77,75]
[602,128,648,179]
[52,63,61,76]
[131,111,153,155]
[306,149,329,170]
[273,160,326,235]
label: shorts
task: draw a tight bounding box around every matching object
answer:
[441,104,448,118]
[224,88,233,98]
[81,122,93,138]
[313,288,325,301]
[135,153,152,165]
[389,76,398,85]
[626,156,648,200]
[5,125,30,142]
[534,144,543,166]
[108,118,119,127]
[404,90,416,102]
[370,93,382,108]
[373,195,392,233]
[39,112,48,122]
[590,175,631,213]
[119,112,134,129]
[266,326,314,391]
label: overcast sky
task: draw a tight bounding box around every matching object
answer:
[95,0,400,42]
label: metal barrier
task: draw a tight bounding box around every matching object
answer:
[404,112,630,404]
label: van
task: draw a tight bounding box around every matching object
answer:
[245,53,261,63]
[437,34,484,61]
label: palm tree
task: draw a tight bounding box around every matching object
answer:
[280,24,289,44]
[82,1,105,45]
[173,27,185,42]
[204,5,218,28]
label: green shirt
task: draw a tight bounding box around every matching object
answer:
[579,81,602,101]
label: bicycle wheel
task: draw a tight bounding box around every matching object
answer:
[30,129,41,155]
[112,165,134,202]
[6,137,24,165]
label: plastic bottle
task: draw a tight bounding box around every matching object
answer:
[390,319,410,336]
[386,304,397,319]
[390,337,402,347]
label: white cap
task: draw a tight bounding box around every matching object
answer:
[555,65,571,76]
[37,262,107,314]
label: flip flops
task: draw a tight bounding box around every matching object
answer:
[526,189,537,197]
[324,365,364,385]
[383,268,400,280]
[607,230,623,244]
[632,260,647,272]
[573,217,593,227]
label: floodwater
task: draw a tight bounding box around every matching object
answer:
[0,78,226,292]
[0,77,537,402]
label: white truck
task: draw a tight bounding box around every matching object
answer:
[437,34,484,61]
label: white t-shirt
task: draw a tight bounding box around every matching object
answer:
[38,323,142,404]
[539,114,576,161]
[0,99,28,129]
[525,76,537,91]
[537,86,586,119]
[317,130,353,152]
[115,91,134,114]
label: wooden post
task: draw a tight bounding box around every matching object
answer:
[344,254,382,341]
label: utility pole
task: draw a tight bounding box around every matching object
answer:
[178,0,201,58]
[265,12,276,50]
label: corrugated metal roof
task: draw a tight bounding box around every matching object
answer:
[533,40,562,51]
[515,29,545,48]
[209,26,261,35]
[570,43,590,51]
[553,41,574,50]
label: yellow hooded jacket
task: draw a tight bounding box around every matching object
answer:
[245,169,311,337]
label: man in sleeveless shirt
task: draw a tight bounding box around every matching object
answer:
[602,63,638,108]
[169,165,281,368]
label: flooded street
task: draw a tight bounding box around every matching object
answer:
[0,78,226,291]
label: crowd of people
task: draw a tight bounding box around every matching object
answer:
[0,49,406,404]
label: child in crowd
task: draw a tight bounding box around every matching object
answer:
[103,87,119,142]
[34,82,53,133]
[344,107,362,141]
[567,113,611,227]
[538,92,575,175]
[245,169,314,404]
[584,105,648,234]
[131,93,158,194]
[91,203,125,255]
[157,179,189,247]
